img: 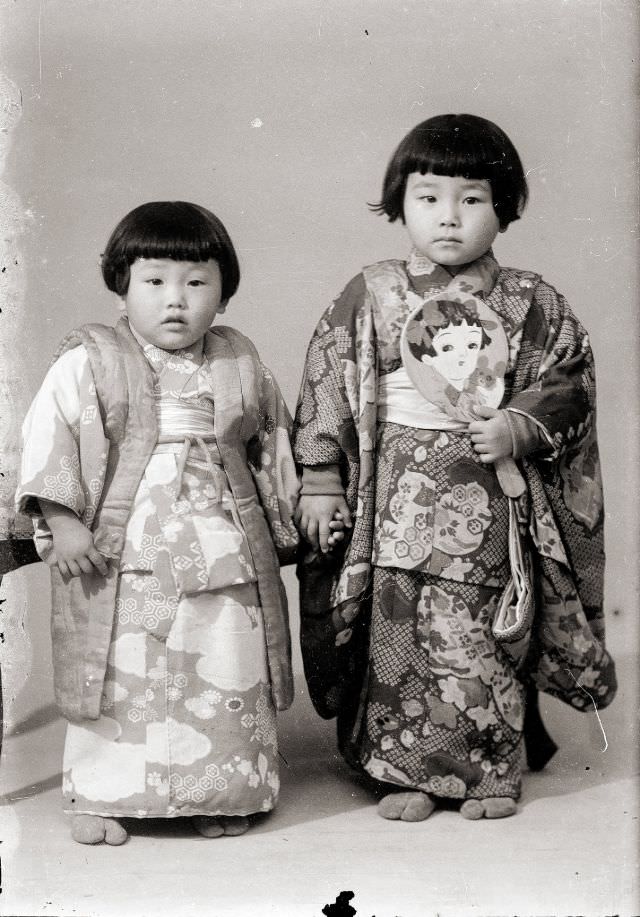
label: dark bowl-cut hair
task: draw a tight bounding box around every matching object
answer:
[101,201,240,301]
[372,114,528,229]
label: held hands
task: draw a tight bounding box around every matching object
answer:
[295,494,353,554]
[468,406,513,463]
[40,500,109,578]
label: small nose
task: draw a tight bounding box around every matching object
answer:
[439,202,460,226]
[166,284,186,307]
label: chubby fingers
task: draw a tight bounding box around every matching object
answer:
[301,515,320,551]
[87,547,109,576]
[318,517,332,553]
[473,447,500,463]
[319,507,349,552]
[60,549,109,578]
[468,418,491,437]
[473,404,499,420]
[470,431,500,462]
[327,518,346,547]
[56,558,74,578]
[336,501,352,528]
[469,427,492,454]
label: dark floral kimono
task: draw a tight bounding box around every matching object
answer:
[293,249,616,802]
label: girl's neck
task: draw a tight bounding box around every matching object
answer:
[407,246,494,278]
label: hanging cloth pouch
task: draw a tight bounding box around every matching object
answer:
[492,494,535,643]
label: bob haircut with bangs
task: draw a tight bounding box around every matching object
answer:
[101,201,241,301]
[372,114,528,230]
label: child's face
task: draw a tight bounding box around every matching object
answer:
[424,320,483,389]
[403,173,501,266]
[119,258,224,350]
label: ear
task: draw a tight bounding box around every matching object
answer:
[117,296,127,313]
[499,224,509,234]
[217,299,228,315]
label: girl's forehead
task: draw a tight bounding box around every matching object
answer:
[132,257,218,269]
[407,173,490,190]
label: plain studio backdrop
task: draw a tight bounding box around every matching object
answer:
[0,2,637,916]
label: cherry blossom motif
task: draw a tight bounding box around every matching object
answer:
[438,675,467,711]
[467,704,497,731]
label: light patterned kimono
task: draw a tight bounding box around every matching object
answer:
[17,324,299,819]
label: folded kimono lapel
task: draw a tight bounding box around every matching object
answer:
[205,328,294,710]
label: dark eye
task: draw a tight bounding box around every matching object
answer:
[468,342,479,350]
[188,279,205,286]
[442,344,454,353]
[146,278,163,285]
[419,195,436,203]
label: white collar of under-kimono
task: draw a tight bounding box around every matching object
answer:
[127,321,205,367]
[406,247,500,297]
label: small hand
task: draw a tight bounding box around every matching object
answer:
[41,501,109,578]
[326,511,350,551]
[468,406,513,463]
[295,495,352,554]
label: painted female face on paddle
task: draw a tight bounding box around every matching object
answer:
[401,294,507,421]
[426,316,488,390]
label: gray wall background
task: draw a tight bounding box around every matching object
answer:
[0,0,637,725]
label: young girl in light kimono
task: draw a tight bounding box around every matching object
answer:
[16,201,341,845]
[294,114,617,823]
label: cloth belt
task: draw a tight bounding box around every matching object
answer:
[377,366,467,430]
[152,399,240,528]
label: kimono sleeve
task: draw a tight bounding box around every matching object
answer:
[293,275,365,471]
[15,346,108,557]
[248,362,300,564]
[506,282,597,458]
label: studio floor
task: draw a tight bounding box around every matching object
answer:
[0,650,637,917]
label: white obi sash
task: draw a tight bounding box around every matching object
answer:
[377,366,467,431]
[156,397,216,441]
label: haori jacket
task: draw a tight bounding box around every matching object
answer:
[16,318,300,721]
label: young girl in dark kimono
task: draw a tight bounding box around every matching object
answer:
[293,114,616,822]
